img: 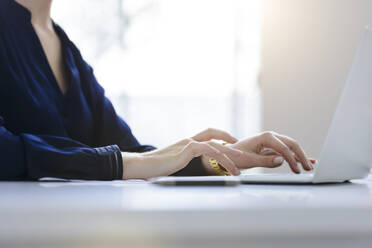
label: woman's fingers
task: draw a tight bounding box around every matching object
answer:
[294,155,317,165]
[192,128,238,144]
[206,141,243,158]
[183,141,240,175]
[259,148,280,156]
[260,148,317,164]
[239,152,284,169]
[274,134,313,171]
[259,149,317,169]
[184,131,314,175]
[261,132,300,174]
[208,141,285,170]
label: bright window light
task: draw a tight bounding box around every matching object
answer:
[52,0,261,147]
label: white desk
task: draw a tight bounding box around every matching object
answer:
[1,175,372,248]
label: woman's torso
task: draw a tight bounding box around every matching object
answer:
[0,0,96,145]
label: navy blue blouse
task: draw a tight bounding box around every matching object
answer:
[0,0,204,180]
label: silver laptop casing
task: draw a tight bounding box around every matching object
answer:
[242,27,372,184]
[312,27,372,183]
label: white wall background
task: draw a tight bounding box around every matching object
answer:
[261,0,372,172]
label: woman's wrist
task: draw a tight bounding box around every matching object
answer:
[121,151,177,179]
[121,152,144,179]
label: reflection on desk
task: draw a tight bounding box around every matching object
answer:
[1,175,372,248]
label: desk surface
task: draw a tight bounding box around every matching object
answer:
[2,175,372,248]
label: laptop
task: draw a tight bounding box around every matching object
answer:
[151,27,372,186]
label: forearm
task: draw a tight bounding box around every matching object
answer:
[122,151,179,180]
[122,153,214,179]
[121,152,144,180]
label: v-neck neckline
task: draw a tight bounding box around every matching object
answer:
[31,23,73,100]
[11,0,74,100]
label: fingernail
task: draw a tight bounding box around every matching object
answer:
[273,156,284,165]
[294,165,300,174]
[307,161,313,170]
[233,168,241,175]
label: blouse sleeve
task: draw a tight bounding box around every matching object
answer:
[0,116,123,181]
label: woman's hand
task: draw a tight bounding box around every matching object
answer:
[122,128,315,179]
[225,131,314,174]
[122,128,244,179]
